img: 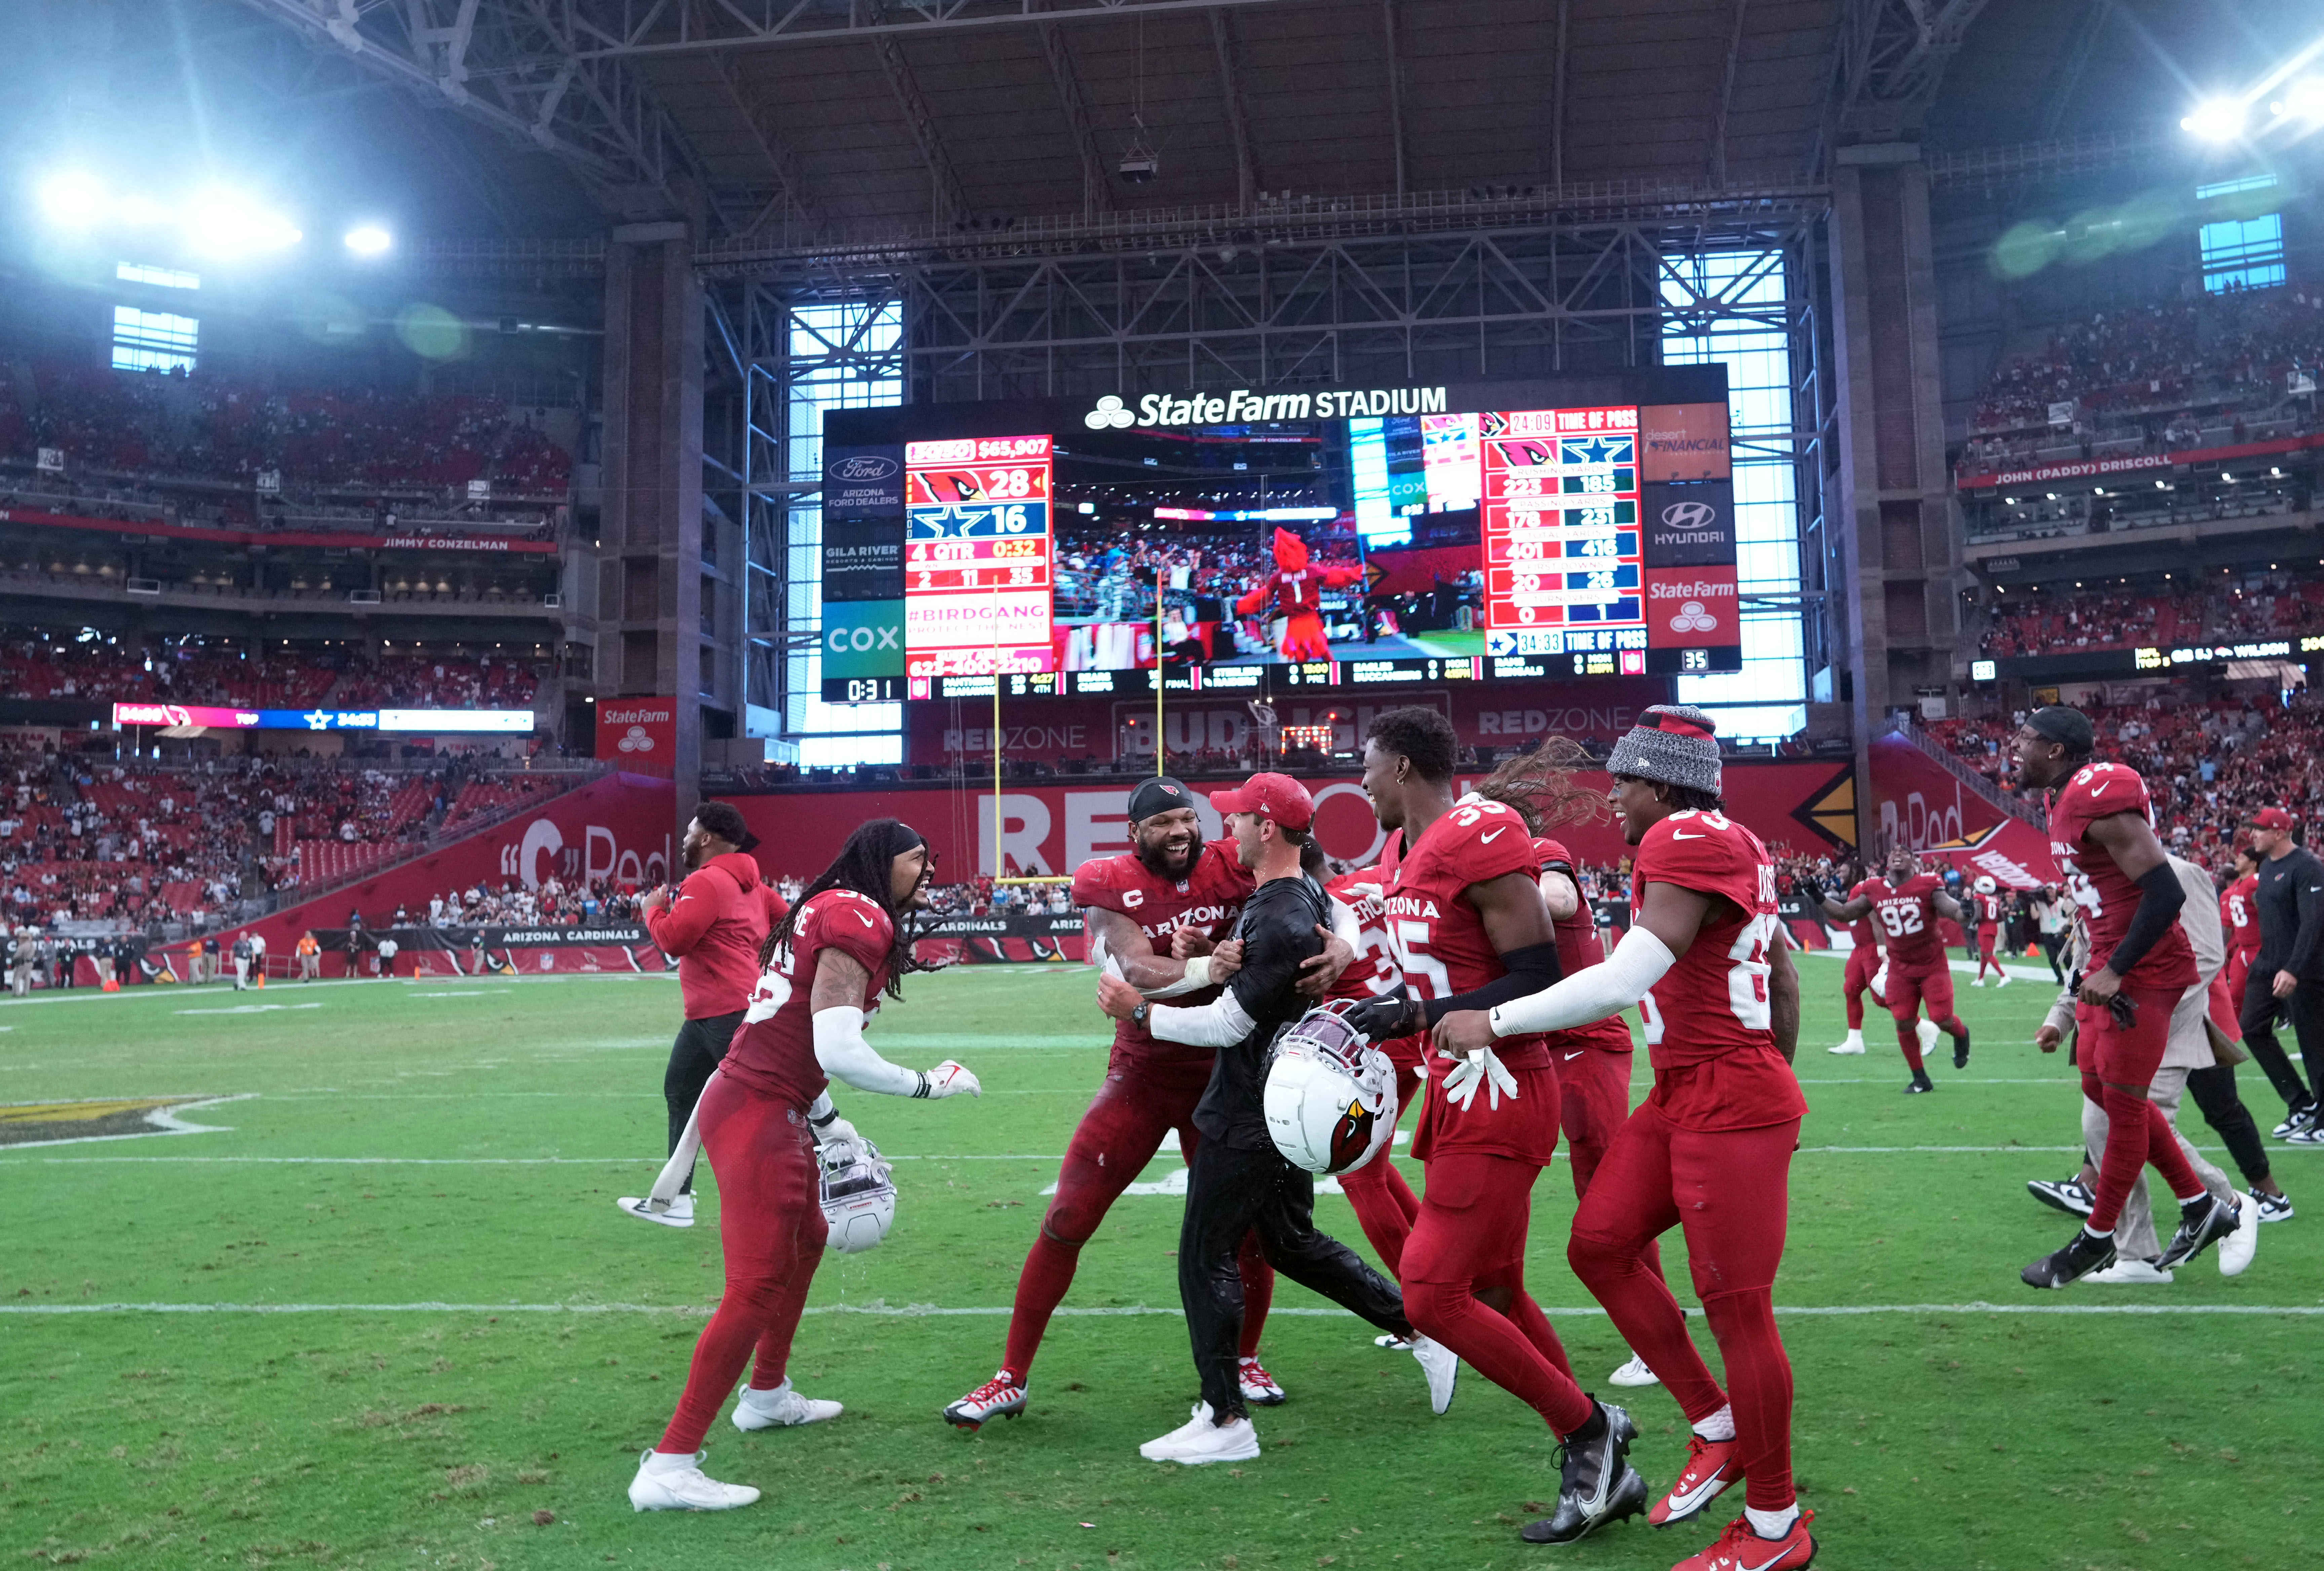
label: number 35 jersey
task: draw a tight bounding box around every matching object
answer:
[1628,810,1807,1132]
[2047,761,2196,990]
[719,889,897,1111]
[1384,798,1550,1075]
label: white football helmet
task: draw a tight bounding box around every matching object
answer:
[1264,1001,1399,1175]
[1973,876,1997,895]
[820,1138,896,1255]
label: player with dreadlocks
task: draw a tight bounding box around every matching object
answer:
[629,820,983,1513]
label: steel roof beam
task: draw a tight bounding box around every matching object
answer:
[1383,0,1407,198]
[1710,0,1750,186]
[872,22,971,226]
[560,0,1306,60]
[1211,10,1258,210]
[1037,12,1114,218]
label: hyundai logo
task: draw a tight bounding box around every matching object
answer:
[830,455,899,481]
[1661,501,1719,530]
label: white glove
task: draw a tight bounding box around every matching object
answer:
[812,1114,860,1151]
[1442,1046,1519,1112]
[1870,960,1890,1002]
[817,1131,868,1173]
[921,1060,981,1099]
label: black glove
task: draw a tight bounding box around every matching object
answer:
[1341,987,1418,1044]
[2107,992,2138,1032]
[1794,874,1825,909]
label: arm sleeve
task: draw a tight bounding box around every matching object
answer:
[2102,861,2187,979]
[1328,895,1362,951]
[1487,925,1678,1037]
[1147,989,1261,1048]
[2290,858,2324,978]
[644,869,725,957]
[1421,941,1563,1025]
[812,1005,926,1097]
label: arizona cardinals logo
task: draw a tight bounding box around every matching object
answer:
[1327,1097,1375,1172]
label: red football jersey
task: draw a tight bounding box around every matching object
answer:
[2223,873,2261,955]
[1385,798,1547,1073]
[1325,865,1399,1000]
[1842,878,1880,952]
[2047,761,2197,988]
[1628,810,1807,1132]
[719,889,896,1110]
[1534,836,1632,1054]
[1870,873,1949,971]
[1072,839,1256,1063]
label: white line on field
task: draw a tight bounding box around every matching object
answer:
[24,1144,2206,1166]
[1,1300,2312,1318]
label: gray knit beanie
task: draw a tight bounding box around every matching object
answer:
[1605,704,1723,796]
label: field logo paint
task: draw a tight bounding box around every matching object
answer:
[0,1094,254,1150]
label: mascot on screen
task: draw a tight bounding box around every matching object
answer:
[1234,528,1364,662]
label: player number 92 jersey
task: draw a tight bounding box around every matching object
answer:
[718,889,897,1110]
[1627,810,1807,1132]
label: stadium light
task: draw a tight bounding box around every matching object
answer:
[182,189,302,258]
[2181,98,2247,140]
[37,170,106,227]
[344,224,392,257]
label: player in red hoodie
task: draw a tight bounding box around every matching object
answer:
[618,801,789,1229]
[1233,527,1364,662]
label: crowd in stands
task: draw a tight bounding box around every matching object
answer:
[0,631,545,713]
[389,876,643,931]
[0,362,573,496]
[1977,573,2324,658]
[1961,286,2324,458]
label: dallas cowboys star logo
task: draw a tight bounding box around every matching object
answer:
[1562,436,1634,466]
[303,709,334,731]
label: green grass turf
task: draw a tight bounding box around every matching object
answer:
[1,957,2317,1571]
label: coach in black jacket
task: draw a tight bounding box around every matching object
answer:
[2240,806,2324,1140]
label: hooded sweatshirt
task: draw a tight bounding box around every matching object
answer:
[645,850,788,1019]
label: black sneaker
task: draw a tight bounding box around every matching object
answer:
[2271,1107,2315,1141]
[2255,1190,2295,1223]
[1520,1401,1648,1544]
[2027,1176,2096,1217]
[1905,1072,1935,1095]
[1951,1024,1972,1070]
[2157,1191,2242,1269]
[2022,1227,2117,1289]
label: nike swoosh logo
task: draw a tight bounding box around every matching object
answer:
[2090,783,2109,795]
[1663,1461,1731,1516]
[854,912,875,927]
[1480,827,1507,844]
[1562,1049,1584,1061]
[1672,830,1704,840]
[1742,1545,1796,1571]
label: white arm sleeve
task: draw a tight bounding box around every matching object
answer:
[813,1005,924,1097]
[1329,896,1362,950]
[1143,953,1213,998]
[1486,925,1678,1038]
[1149,988,1260,1048]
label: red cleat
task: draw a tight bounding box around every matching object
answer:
[1649,1434,1739,1528]
[1669,1510,1816,1571]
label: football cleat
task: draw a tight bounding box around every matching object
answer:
[1994,973,2013,989]
[1521,1401,1646,1544]
[1670,1510,1817,1571]
[628,1449,760,1512]
[2157,1191,2242,1271]
[1648,1434,1738,1529]
[1951,1023,1972,1070]
[1968,976,1984,989]
[2023,1227,2117,1289]
[732,1378,841,1430]
[1138,1402,1259,1465]
[615,1193,693,1228]
[1904,1073,1935,1095]
[1607,1352,1660,1388]
[1373,1332,1414,1351]
[1237,1357,1287,1407]
[2026,1175,2096,1217]
[2255,1189,2295,1223]
[1826,1033,1866,1056]
[943,1370,1027,1430]
[2080,1257,2172,1285]
[2218,1193,2260,1277]
[1410,1334,1460,1415]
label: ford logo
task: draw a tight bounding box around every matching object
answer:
[1661,501,1719,530]
[830,455,900,481]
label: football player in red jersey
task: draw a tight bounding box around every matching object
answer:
[630,820,982,1513]
[1825,861,1887,1056]
[2011,706,2247,1288]
[1966,876,2010,988]
[1345,707,1643,1544]
[1323,861,1428,1283]
[1804,846,1971,1093]
[2222,844,2263,1019]
[944,777,1351,1430]
[1437,704,1814,1571]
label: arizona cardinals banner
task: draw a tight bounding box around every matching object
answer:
[309,925,673,979]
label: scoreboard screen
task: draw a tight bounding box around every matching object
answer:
[820,374,1738,700]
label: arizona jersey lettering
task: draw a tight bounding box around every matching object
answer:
[2223,873,2261,956]
[1870,874,1949,971]
[719,889,896,1110]
[2046,762,2196,987]
[1324,865,1400,1000]
[1535,836,1632,1055]
[1073,840,1255,1062]
[1628,810,1807,1131]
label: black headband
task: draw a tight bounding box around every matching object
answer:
[1127,776,1195,824]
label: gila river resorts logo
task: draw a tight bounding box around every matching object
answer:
[0,1094,253,1149]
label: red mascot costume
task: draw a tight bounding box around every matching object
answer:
[1234,528,1364,662]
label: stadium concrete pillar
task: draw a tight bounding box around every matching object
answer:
[599,222,706,833]
[1826,146,1959,852]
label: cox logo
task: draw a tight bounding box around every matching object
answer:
[1669,601,1719,634]
[827,624,902,654]
[1660,501,1718,531]
[1084,395,1135,431]
[830,455,899,481]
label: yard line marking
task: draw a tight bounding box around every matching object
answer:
[2,1300,2314,1318]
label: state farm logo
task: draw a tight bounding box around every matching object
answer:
[1669,601,1718,633]
[617,726,655,754]
[829,455,899,481]
[1649,576,1735,634]
[1660,501,1719,531]
[1085,395,1135,430]
[601,705,671,727]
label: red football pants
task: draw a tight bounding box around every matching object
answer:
[658,1076,825,1455]
[1568,1102,1801,1512]
[1888,962,1962,1068]
[2080,983,2205,1233]
[1841,946,1880,1032]
[1555,1044,1664,1282]
[1004,1059,1272,1379]
[1976,924,2001,978]
[1403,1150,1593,1438]
[1338,1037,1424,1277]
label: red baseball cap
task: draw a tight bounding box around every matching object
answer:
[2251,807,2297,831]
[1211,772,1316,831]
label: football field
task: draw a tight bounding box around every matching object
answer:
[3,960,2316,1571]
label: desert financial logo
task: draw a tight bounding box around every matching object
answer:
[1087,385,1450,430]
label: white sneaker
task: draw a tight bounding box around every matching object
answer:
[1138,1402,1259,1465]
[733,1378,842,1430]
[1994,974,2012,989]
[616,1193,694,1228]
[1827,1032,1866,1055]
[1410,1334,1460,1415]
[1237,1356,1287,1406]
[2081,1258,2174,1285]
[2218,1192,2259,1278]
[1607,1352,1660,1387]
[1968,977,1985,988]
[1916,1019,1942,1054]
[627,1449,760,1511]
